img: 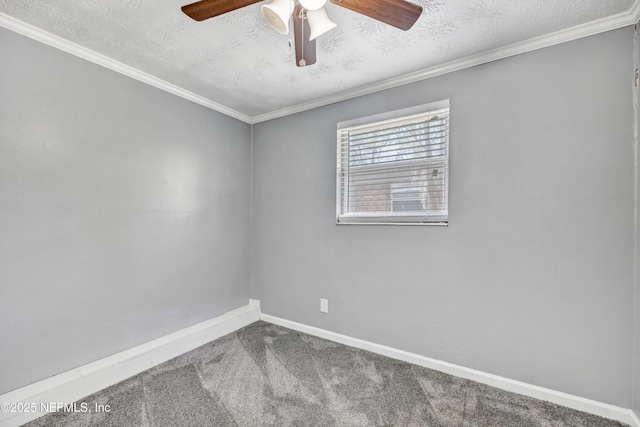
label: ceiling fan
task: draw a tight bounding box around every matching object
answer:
[181,0,423,67]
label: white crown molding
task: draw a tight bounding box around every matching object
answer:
[251,0,640,123]
[261,313,638,426]
[0,12,252,124]
[1,1,639,125]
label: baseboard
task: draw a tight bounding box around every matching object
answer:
[261,313,636,426]
[0,304,260,427]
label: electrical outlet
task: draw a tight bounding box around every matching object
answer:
[320,298,329,313]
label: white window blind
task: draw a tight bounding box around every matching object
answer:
[336,101,449,225]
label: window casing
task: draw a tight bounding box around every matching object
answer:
[336,101,449,225]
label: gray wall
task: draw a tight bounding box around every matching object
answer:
[0,28,251,394]
[634,22,640,419]
[252,27,635,407]
[1,20,636,411]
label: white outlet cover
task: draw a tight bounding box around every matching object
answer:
[320,298,328,313]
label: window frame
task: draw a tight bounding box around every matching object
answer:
[336,100,450,226]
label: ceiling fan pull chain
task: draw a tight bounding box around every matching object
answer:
[299,8,306,66]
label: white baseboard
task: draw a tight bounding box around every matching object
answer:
[0,304,260,427]
[1,306,634,427]
[261,313,636,426]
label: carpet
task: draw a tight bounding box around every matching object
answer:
[25,321,629,426]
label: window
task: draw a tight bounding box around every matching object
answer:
[336,100,449,225]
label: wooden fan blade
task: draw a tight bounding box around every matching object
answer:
[329,0,422,30]
[293,5,317,67]
[181,0,261,21]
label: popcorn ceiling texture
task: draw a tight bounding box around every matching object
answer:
[0,0,633,116]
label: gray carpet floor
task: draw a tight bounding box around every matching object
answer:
[25,321,628,427]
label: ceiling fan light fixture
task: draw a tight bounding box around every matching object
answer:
[181,0,424,68]
[298,0,327,11]
[261,0,295,35]
[306,7,337,41]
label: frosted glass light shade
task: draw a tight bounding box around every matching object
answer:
[299,0,327,11]
[307,7,337,40]
[261,0,294,35]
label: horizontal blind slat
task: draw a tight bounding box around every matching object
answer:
[350,154,447,166]
[347,180,447,189]
[344,109,449,134]
[347,123,448,144]
[345,138,447,154]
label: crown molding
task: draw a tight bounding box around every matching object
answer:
[0,12,252,124]
[251,0,640,123]
[1,1,639,126]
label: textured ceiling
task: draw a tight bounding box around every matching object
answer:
[0,0,635,118]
